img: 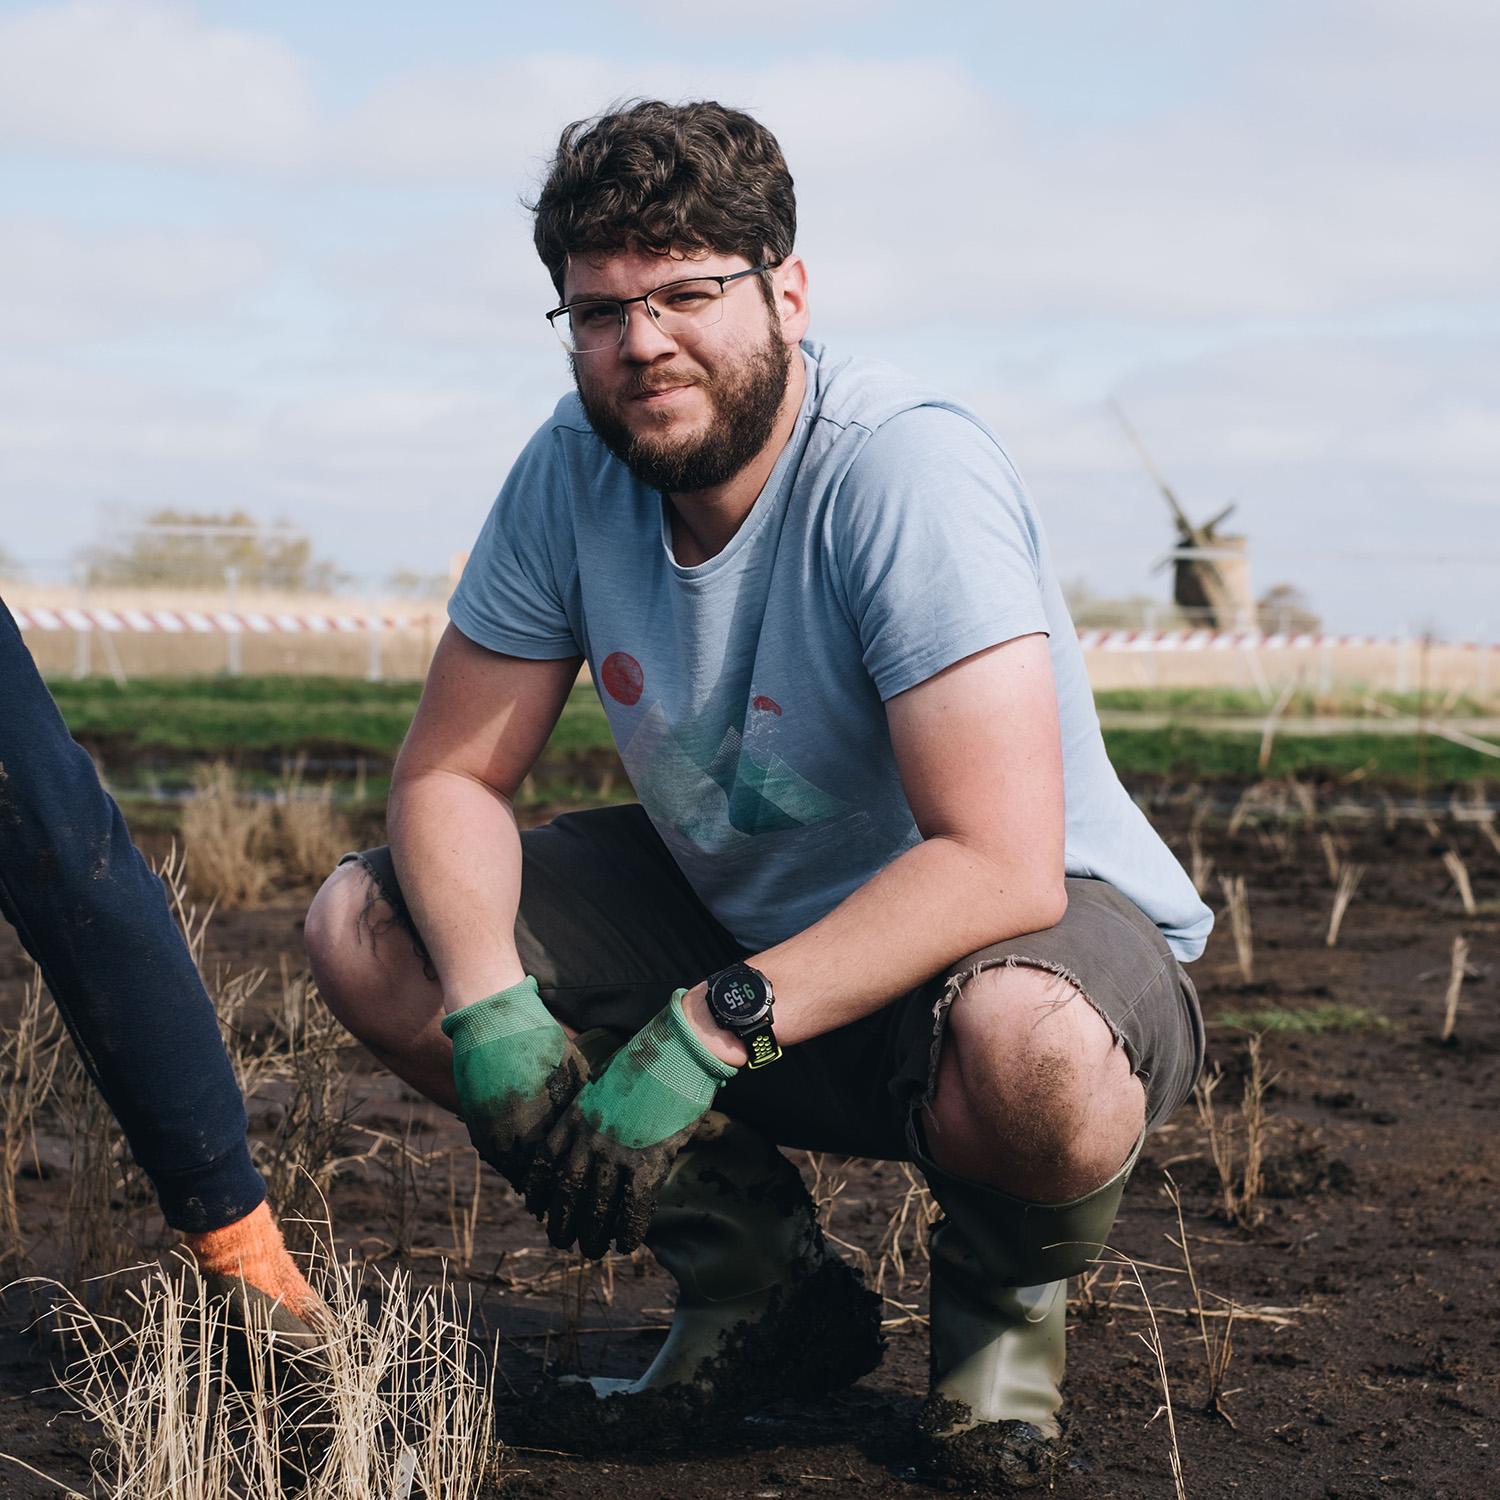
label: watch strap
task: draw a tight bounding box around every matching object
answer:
[743,1023,782,1070]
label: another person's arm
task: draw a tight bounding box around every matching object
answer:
[0,596,319,1333]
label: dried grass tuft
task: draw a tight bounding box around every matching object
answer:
[274,755,353,889]
[1193,1034,1275,1228]
[1441,935,1470,1043]
[1188,830,1215,896]
[179,758,352,909]
[1163,1174,1238,1428]
[0,968,60,1276]
[1441,848,1477,918]
[17,1240,496,1500]
[1218,874,1254,985]
[1326,863,1365,948]
[181,761,275,908]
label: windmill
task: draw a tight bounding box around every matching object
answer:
[1111,401,1254,631]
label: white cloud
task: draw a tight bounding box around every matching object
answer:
[325,54,998,183]
[2,1,1498,627]
[0,0,314,168]
[0,357,532,573]
[0,220,269,344]
[639,0,887,19]
[326,54,616,182]
[2,6,1493,327]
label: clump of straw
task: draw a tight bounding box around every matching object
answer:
[13,1239,497,1500]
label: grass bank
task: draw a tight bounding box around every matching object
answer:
[47,674,612,762]
[1099,725,1496,783]
[46,676,1500,788]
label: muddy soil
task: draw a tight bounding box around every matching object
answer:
[0,787,1496,1499]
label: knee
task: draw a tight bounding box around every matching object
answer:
[930,963,1143,1193]
[944,962,1122,1105]
[304,863,385,1028]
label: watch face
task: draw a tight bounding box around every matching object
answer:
[709,965,771,1025]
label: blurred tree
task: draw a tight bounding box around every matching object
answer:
[86,510,347,592]
[1062,579,1191,630]
[389,568,451,600]
[1255,583,1321,635]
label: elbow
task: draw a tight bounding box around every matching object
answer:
[976,868,1066,942]
[1031,877,1069,932]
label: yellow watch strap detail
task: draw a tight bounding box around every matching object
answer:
[745,1030,782,1069]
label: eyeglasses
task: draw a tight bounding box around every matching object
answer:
[545,264,779,355]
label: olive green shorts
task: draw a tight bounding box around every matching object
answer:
[344,803,1203,1162]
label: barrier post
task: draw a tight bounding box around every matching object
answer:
[224,566,242,676]
[72,565,90,679]
[366,617,383,682]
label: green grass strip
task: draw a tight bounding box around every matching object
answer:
[1093,687,1495,719]
[1101,726,1496,783]
[46,674,616,760]
[47,676,1497,784]
[1213,1004,1392,1035]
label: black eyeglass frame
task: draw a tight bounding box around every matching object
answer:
[544,263,782,352]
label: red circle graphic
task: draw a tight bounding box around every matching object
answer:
[600,652,644,706]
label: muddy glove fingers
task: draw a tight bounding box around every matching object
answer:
[545,1120,700,1258]
[528,991,739,1257]
[609,1124,699,1253]
[540,1129,628,1259]
[441,976,585,1192]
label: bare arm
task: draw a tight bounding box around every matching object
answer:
[683,632,1067,1062]
[388,623,582,1014]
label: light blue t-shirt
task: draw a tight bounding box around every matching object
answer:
[450,341,1212,962]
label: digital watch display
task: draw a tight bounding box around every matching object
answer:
[704,962,782,1070]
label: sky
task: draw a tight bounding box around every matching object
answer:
[0,0,1497,635]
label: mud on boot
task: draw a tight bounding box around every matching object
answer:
[916,1270,1068,1491]
[915,1139,1139,1490]
[917,1400,1066,1491]
[514,1113,883,1454]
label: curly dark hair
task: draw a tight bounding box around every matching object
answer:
[530,99,796,297]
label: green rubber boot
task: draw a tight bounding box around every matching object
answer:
[917,1138,1141,1490]
[515,1111,884,1454]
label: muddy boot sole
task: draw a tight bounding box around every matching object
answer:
[514,1254,883,1454]
[917,1396,1067,1490]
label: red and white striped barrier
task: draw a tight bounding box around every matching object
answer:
[1075,629,1492,652]
[10,610,1491,654]
[10,607,430,634]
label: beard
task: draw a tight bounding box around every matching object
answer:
[575,320,792,494]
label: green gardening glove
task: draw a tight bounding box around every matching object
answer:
[524,990,738,1259]
[441,976,588,1195]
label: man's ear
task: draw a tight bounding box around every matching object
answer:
[774,255,811,345]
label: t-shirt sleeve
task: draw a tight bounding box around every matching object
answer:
[447,419,583,659]
[832,405,1050,700]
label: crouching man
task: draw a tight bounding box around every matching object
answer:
[305,100,1210,1489]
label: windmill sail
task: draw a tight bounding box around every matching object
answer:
[1111,401,1253,630]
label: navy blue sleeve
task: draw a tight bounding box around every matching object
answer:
[0,598,264,1232]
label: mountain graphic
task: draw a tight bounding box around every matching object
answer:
[621,700,849,849]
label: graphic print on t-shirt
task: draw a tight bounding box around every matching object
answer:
[599,651,643,706]
[598,649,848,849]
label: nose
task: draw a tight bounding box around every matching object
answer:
[616,298,678,361]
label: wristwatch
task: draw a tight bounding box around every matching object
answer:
[704,962,783,1070]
